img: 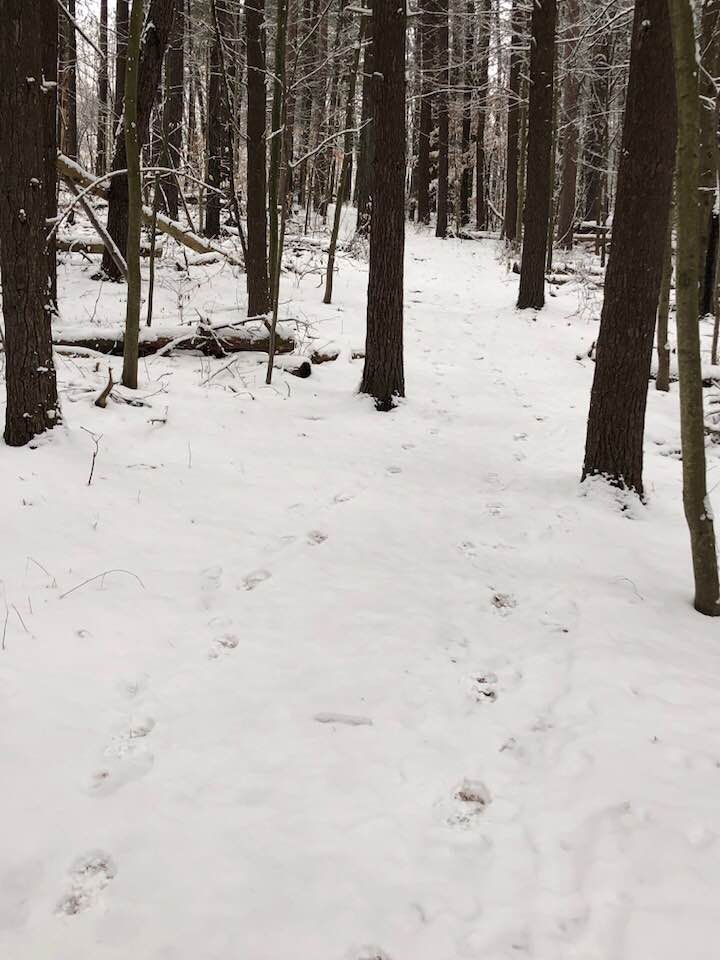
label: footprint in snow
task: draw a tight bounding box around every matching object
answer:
[88,717,156,796]
[386,465,402,476]
[56,851,116,915]
[200,564,223,609]
[242,569,272,591]
[472,673,498,702]
[443,779,493,829]
[209,631,240,659]
[491,591,517,613]
[306,530,328,545]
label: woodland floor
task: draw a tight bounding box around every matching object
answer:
[2,216,720,959]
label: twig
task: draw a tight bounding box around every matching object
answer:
[55,0,106,61]
[81,427,102,485]
[59,569,146,600]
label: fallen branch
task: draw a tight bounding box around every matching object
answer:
[95,367,115,408]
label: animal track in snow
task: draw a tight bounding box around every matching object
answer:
[472,673,498,702]
[491,591,517,613]
[56,851,116,915]
[242,568,272,591]
[386,465,402,476]
[200,564,223,609]
[209,631,240,659]
[89,717,156,796]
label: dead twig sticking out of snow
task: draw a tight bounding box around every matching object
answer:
[81,428,102,486]
[1,604,30,652]
[26,556,58,588]
[59,569,146,601]
[94,368,115,408]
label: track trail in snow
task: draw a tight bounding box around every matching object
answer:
[2,233,720,959]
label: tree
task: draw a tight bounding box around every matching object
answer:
[122,0,144,390]
[355,0,375,234]
[517,0,556,309]
[360,0,406,410]
[668,0,720,614]
[417,3,434,226]
[101,0,176,279]
[160,0,184,220]
[582,0,676,495]
[555,0,580,248]
[114,0,128,126]
[474,0,491,231]
[97,0,109,176]
[0,0,61,445]
[503,0,523,242]
[434,0,449,238]
[245,0,271,317]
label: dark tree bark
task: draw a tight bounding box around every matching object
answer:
[59,0,78,161]
[97,0,109,176]
[417,3,434,225]
[435,0,449,238]
[517,0,556,309]
[582,0,676,495]
[114,0,128,125]
[698,0,720,303]
[583,36,610,223]
[0,0,61,445]
[245,0,271,317]
[101,0,176,278]
[205,26,226,238]
[555,0,580,248]
[360,0,406,410]
[356,0,374,234]
[474,0,491,230]
[503,0,523,241]
[160,0,184,219]
[459,0,473,226]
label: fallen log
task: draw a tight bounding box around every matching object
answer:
[57,154,242,267]
[54,321,295,359]
[57,238,163,257]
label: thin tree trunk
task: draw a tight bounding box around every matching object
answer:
[517,0,556,309]
[160,0,184,220]
[205,28,225,238]
[97,0,109,176]
[475,0,491,231]
[269,0,289,289]
[698,0,720,299]
[435,0,450,238]
[656,202,673,393]
[555,0,580,248]
[114,0,128,125]
[668,0,720,614]
[360,0,406,409]
[503,0,522,241]
[102,0,176,279]
[122,0,144,389]
[245,0,271,317]
[0,0,61,446]
[582,0,676,495]
[417,3,434,225]
[356,0,374,234]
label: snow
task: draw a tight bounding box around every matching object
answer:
[2,221,720,959]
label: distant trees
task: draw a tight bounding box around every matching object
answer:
[0,0,60,445]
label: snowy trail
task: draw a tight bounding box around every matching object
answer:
[2,234,720,959]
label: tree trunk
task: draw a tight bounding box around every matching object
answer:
[205,29,225,238]
[475,0,491,231]
[160,0,184,220]
[355,0,374,234]
[122,0,144,390]
[555,0,580,249]
[503,0,523,241]
[97,0,109,176]
[102,0,176,279]
[245,0,271,317]
[435,0,450,238]
[59,0,78,162]
[517,0,556,309]
[668,0,720,614]
[360,0,406,410]
[269,0,289,286]
[582,0,676,495]
[417,3,434,225]
[0,0,61,445]
[114,0,128,125]
[656,203,673,393]
[698,0,720,299]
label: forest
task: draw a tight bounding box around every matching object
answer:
[1,0,719,957]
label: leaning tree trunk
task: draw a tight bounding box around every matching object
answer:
[517,0,556,309]
[417,3,434,225]
[360,0,406,410]
[668,0,720,615]
[122,0,144,390]
[101,0,176,279]
[503,0,523,241]
[245,0,271,317]
[0,0,61,445]
[435,0,450,238]
[582,0,676,495]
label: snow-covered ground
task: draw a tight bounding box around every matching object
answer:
[2,219,720,959]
